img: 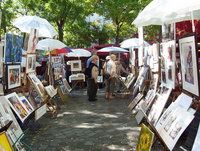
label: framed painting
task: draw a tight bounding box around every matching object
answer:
[6,64,21,90]
[63,78,72,93]
[26,54,36,73]
[179,35,199,96]
[0,132,13,151]
[28,73,46,98]
[4,33,23,63]
[136,124,154,151]
[27,28,38,53]
[0,96,23,145]
[19,96,34,113]
[70,60,82,72]
[161,40,176,88]
[4,92,30,123]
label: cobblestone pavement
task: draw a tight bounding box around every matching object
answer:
[22,89,142,151]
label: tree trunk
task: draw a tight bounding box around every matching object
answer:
[57,20,64,42]
[115,25,120,45]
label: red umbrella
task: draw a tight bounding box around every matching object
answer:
[51,47,72,55]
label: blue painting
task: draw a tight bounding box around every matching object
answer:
[5,33,23,63]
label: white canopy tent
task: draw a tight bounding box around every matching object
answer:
[133,0,200,27]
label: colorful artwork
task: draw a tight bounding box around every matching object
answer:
[0,96,23,146]
[19,96,34,113]
[0,132,13,151]
[179,35,199,96]
[6,64,21,89]
[28,73,46,98]
[136,124,154,151]
[27,28,38,53]
[26,54,36,73]
[4,33,23,63]
[5,92,30,122]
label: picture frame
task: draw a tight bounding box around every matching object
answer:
[4,33,23,63]
[26,54,36,73]
[0,96,23,144]
[0,132,13,151]
[179,35,199,96]
[28,73,46,98]
[70,60,82,72]
[4,92,30,123]
[6,64,21,90]
[136,124,154,151]
[155,106,194,151]
[62,78,72,93]
[160,40,176,88]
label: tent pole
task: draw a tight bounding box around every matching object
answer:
[191,11,195,32]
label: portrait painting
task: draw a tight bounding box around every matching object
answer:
[26,54,36,73]
[179,35,199,96]
[136,124,154,151]
[5,92,30,122]
[6,64,21,90]
[4,33,23,63]
[27,28,39,53]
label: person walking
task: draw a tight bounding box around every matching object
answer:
[87,55,99,101]
[104,54,117,100]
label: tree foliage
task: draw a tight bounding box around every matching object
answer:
[0,0,160,47]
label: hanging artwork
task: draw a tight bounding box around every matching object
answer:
[4,92,30,122]
[26,54,36,73]
[136,124,154,151]
[27,28,38,53]
[0,132,13,151]
[6,64,21,90]
[4,33,23,63]
[179,35,199,96]
[161,40,176,88]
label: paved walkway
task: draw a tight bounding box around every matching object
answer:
[22,89,141,151]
